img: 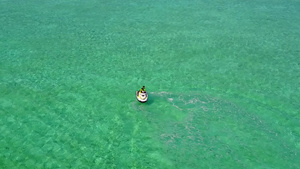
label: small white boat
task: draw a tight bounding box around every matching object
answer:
[136,91,148,103]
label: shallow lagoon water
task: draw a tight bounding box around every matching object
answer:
[1,0,299,168]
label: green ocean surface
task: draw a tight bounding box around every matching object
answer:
[1,0,299,168]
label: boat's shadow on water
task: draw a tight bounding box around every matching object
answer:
[146,96,154,105]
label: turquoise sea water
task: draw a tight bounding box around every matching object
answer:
[1,0,300,168]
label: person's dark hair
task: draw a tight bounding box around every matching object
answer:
[143,86,145,88]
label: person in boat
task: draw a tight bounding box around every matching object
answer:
[139,86,146,93]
